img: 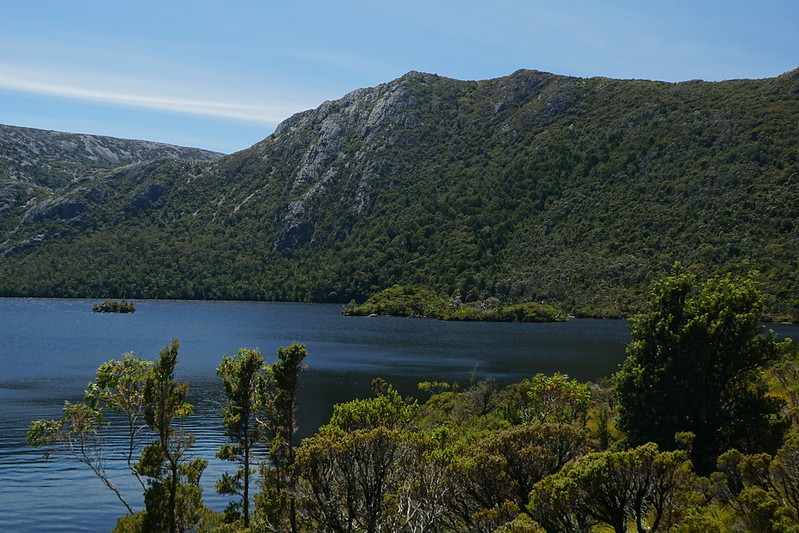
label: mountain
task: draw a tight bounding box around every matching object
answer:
[0,124,222,185]
[1,69,798,319]
[0,124,222,238]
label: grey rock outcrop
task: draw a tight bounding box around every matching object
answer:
[0,125,223,254]
[0,124,222,189]
[267,73,425,250]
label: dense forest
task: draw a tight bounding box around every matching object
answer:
[29,270,799,532]
[2,68,799,320]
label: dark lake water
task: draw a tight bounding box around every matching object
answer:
[2,298,793,531]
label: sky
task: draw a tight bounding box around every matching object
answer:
[1,1,797,154]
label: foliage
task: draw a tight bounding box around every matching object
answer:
[502,372,591,425]
[293,381,420,531]
[28,342,214,532]
[92,299,136,313]
[328,379,419,431]
[27,400,137,513]
[253,342,308,533]
[614,266,787,474]
[342,285,452,318]
[707,425,799,532]
[448,301,566,323]
[295,425,406,533]
[85,353,153,493]
[770,338,799,424]
[138,339,208,533]
[27,338,799,532]
[528,442,696,533]
[27,265,799,531]
[343,284,566,322]
[216,348,267,527]
[454,424,589,523]
[28,352,154,514]
[4,70,799,319]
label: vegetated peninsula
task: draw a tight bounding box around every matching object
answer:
[342,284,566,322]
[1,68,798,320]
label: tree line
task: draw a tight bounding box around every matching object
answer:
[29,267,799,532]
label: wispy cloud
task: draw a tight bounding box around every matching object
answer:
[0,63,312,125]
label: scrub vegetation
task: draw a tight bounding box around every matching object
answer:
[28,269,799,532]
[341,284,566,322]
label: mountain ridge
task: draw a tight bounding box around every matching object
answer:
[0,123,222,186]
[1,68,798,319]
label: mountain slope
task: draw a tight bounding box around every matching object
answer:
[0,124,222,238]
[0,124,222,186]
[1,69,798,319]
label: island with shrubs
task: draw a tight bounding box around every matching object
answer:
[92,299,136,313]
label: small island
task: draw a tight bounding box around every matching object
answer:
[342,285,565,322]
[92,299,136,313]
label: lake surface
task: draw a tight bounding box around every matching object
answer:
[2,298,793,531]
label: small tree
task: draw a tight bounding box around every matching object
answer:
[501,373,591,427]
[29,342,212,531]
[455,423,588,524]
[138,339,205,533]
[392,429,454,533]
[329,378,418,432]
[86,353,153,493]
[294,379,425,532]
[771,428,799,523]
[614,267,786,474]
[28,352,153,515]
[28,401,134,513]
[529,443,695,533]
[296,425,406,533]
[708,426,799,532]
[255,342,308,532]
[216,348,267,527]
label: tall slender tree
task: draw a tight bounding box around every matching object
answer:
[257,343,308,533]
[216,348,267,527]
[139,339,203,533]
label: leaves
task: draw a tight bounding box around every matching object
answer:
[216,348,267,527]
[614,267,786,474]
[343,284,566,322]
[529,443,695,533]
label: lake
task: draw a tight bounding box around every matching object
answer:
[2,298,792,531]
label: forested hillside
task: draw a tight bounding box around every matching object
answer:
[1,69,798,319]
[0,124,222,246]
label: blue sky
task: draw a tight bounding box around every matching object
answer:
[1,1,797,154]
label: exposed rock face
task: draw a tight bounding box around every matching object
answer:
[262,70,570,251]
[261,73,428,250]
[0,124,222,189]
[0,125,222,252]
[24,196,89,224]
